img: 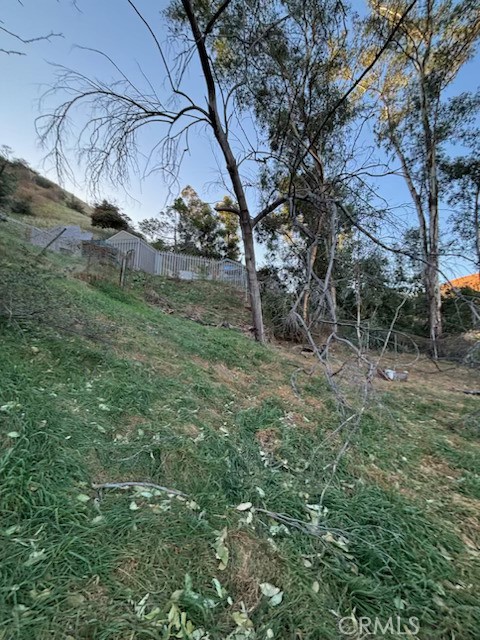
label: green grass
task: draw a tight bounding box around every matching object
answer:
[1,224,480,639]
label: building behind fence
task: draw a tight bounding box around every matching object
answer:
[1,216,247,291]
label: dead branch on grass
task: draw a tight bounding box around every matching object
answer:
[91,481,188,497]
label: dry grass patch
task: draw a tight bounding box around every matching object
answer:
[228,531,281,612]
[255,428,281,453]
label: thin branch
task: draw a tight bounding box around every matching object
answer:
[91,481,188,498]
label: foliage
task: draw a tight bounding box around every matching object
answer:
[440,151,480,268]
[10,197,33,216]
[91,199,132,230]
[217,198,241,262]
[442,287,480,334]
[34,174,55,189]
[0,145,17,209]
[66,196,85,214]
[175,186,224,259]
[140,189,241,260]
[364,0,480,343]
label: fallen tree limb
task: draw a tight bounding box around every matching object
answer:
[255,507,347,538]
[91,481,188,497]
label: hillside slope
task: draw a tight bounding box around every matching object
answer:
[1,223,480,639]
[2,158,97,230]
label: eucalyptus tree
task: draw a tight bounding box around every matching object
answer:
[364,0,480,354]
[446,157,480,271]
[441,148,480,271]
[215,0,420,330]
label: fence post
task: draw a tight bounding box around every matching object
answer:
[36,227,67,259]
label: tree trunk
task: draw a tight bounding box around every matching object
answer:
[425,258,442,358]
[302,242,319,322]
[240,216,265,342]
[474,185,480,271]
[181,0,265,342]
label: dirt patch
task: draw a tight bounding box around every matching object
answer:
[450,492,480,517]
[228,531,280,611]
[115,556,139,585]
[255,428,281,453]
[362,464,417,500]
[178,423,202,439]
[211,362,253,389]
[419,455,461,481]
[83,576,111,608]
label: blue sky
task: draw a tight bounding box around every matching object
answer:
[1,0,479,276]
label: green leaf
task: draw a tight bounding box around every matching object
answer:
[67,593,86,607]
[76,493,90,503]
[269,591,283,606]
[236,502,253,511]
[312,581,320,594]
[212,578,226,599]
[231,611,254,629]
[260,583,280,598]
[7,431,21,438]
[24,550,46,567]
[214,529,229,570]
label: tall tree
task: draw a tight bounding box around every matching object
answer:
[217,0,365,328]
[217,197,241,261]
[176,186,224,258]
[365,0,480,354]
[40,0,289,342]
[441,152,480,271]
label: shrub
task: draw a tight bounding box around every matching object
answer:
[34,175,54,189]
[0,171,17,209]
[0,147,18,208]
[91,200,132,230]
[10,197,33,216]
[66,196,85,214]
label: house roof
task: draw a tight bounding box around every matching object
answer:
[441,273,480,294]
[106,230,141,242]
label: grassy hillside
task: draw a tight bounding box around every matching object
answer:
[2,159,107,233]
[1,222,480,639]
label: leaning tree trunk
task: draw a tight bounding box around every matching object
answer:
[302,242,319,323]
[221,141,265,342]
[181,0,265,342]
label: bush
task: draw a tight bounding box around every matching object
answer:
[442,287,480,334]
[0,171,17,209]
[91,199,131,230]
[0,148,17,208]
[66,196,85,214]
[10,197,33,216]
[34,175,54,189]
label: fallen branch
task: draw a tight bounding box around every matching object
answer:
[91,481,188,497]
[255,507,346,538]
[459,389,480,396]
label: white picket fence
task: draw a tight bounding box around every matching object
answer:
[107,232,247,290]
[1,216,248,291]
